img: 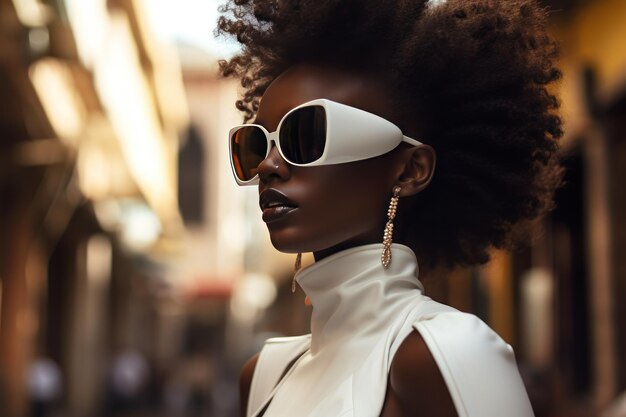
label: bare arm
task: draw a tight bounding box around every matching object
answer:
[388,330,458,417]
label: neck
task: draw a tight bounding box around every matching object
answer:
[312,234,385,262]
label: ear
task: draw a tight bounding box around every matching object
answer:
[395,145,436,197]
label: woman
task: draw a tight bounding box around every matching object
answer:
[219,0,562,416]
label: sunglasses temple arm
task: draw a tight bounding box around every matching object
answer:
[402,135,423,147]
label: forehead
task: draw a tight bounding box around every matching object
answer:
[256,65,394,129]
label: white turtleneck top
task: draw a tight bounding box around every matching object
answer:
[246,244,534,417]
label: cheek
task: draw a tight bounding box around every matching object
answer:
[303,168,390,233]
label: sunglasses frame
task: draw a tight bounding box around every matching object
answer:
[229,98,423,185]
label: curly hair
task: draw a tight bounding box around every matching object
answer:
[217,0,563,270]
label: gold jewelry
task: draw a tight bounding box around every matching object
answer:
[382,186,401,268]
[292,252,302,293]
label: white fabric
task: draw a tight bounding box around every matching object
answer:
[247,244,534,417]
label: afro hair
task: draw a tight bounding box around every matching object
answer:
[218,0,564,270]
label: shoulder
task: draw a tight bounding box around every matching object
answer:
[404,311,534,417]
[413,312,517,376]
[239,335,311,417]
[240,335,311,390]
[239,353,260,417]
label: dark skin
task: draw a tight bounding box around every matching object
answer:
[240,64,458,417]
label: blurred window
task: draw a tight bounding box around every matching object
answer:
[178,124,205,225]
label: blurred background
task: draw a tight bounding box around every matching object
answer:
[0,0,624,416]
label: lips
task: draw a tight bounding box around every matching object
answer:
[259,188,298,223]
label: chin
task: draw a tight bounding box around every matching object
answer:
[266,224,325,254]
[267,231,306,254]
[267,225,357,255]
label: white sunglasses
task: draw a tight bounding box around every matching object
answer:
[229,98,422,185]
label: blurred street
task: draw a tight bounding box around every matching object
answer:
[1,0,626,416]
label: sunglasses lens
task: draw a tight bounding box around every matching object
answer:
[279,105,327,164]
[230,126,267,181]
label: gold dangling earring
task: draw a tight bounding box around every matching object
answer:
[292,253,302,293]
[382,186,401,268]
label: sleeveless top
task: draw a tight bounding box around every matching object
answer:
[246,244,535,417]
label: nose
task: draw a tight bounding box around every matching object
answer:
[257,142,291,183]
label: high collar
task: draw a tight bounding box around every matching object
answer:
[294,243,424,354]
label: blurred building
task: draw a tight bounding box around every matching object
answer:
[0,0,190,415]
